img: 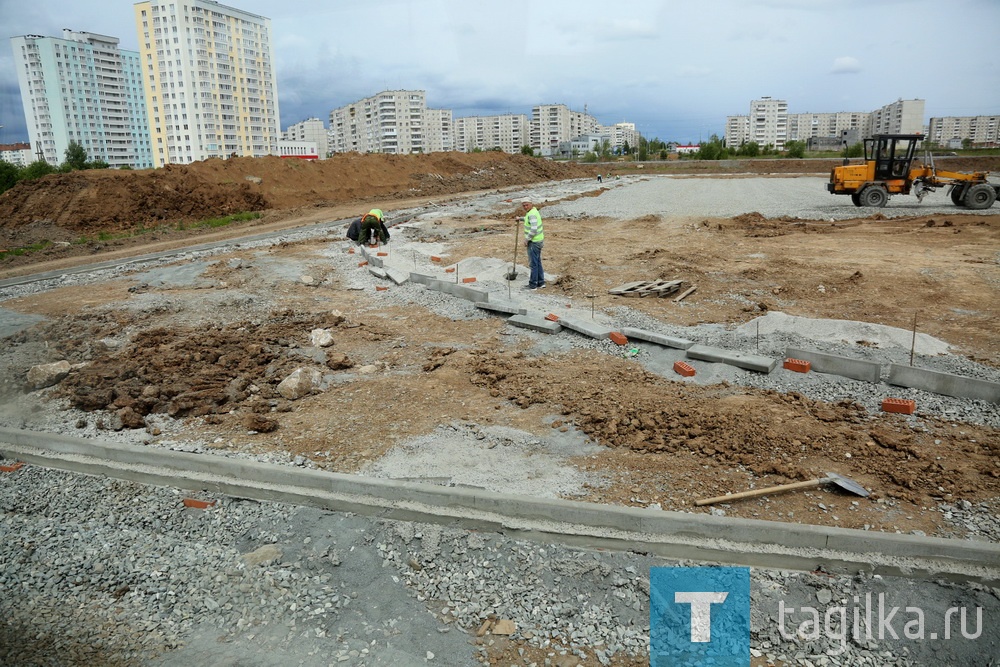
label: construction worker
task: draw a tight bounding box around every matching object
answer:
[348,208,390,246]
[521,199,545,290]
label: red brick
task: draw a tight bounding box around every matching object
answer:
[609,332,628,346]
[445,267,456,273]
[375,286,388,291]
[462,277,477,283]
[673,361,696,377]
[358,261,368,267]
[783,358,811,373]
[182,498,216,509]
[882,398,916,415]
[348,247,356,254]
[0,462,25,472]
[544,313,560,322]
[377,252,388,257]
[431,256,442,263]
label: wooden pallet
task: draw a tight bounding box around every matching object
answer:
[608,279,683,298]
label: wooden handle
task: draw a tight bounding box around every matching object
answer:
[695,478,825,507]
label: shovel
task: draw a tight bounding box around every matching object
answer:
[505,222,519,281]
[694,472,869,507]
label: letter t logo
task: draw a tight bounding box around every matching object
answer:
[675,591,729,642]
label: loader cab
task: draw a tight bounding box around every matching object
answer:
[866,134,921,180]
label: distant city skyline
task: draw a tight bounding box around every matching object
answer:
[2,0,999,147]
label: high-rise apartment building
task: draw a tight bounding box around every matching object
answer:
[329,90,428,154]
[869,98,924,136]
[927,115,999,147]
[422,108,454,153]
[10,30,152,168]
[133,0,280,167]
[453,114,530,154]
[283,117,328,158]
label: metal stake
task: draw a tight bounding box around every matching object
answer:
[910,312,917,366]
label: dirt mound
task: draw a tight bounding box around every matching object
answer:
[0,152,595,241]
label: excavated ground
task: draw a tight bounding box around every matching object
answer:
[1,153,998,540]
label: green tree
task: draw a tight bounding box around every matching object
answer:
[599,139,613,161]
[0,160,19,195]
[695,135,729,160]
[842,142,864,158]
[19,160,57,181]
[582,151,599,163]
[784,140,806,158]
[520,145,534,156]
[64,141,89,170]
[622,141,631,155]
[737,141,760,157]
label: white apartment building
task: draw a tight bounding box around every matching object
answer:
[927,115,998,147]
[10,30,152,168]
[0,142,35,167]
[727,98,926,149]
[134,0,281,167]
[422,108,454,153]
[329,90,427,154]
[869,98,924,136]
[283,117,327,158]
[532,104,572,156]
[453,113,530,154]
[277,139,318,159]
[597,122,638,152]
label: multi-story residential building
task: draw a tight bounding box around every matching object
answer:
[283,117,327,158]
[133,0,280,167]
[422,108,454,153]
[453,113,530,154]
[329,90,427,154]
[531,104,572,156]
[727,98,925,149]
[10,30,152,168]
[0,142,35,167]
[597,122,638,152]
[927,115,999,148]
[869,98,924,136]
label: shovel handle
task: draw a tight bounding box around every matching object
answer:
[694,478,825,507]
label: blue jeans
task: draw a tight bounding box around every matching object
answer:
[527,241,544,288]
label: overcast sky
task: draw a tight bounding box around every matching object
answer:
[2,0,999,146]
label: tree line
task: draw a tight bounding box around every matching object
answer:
[0,141,114,196]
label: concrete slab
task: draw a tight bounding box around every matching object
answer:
[785,346,882,383]
[686,344,777,373]
[559,316,613,340]
[621,327,694,350]
[887,364,1000,404]
[432,281,490,303]
[1,426,997,581]
[360,247,384,268]
[476,300,528,316]
[507,315,563,334]
[385,267,410,285]
[408,272,436,286]
[368,266,387,279]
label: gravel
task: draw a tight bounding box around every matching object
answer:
[2,466,998,666]
[2,175,998,665]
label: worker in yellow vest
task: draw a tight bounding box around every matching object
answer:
[521,199,545,290]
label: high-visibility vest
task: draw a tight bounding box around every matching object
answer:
[523,207,543,242]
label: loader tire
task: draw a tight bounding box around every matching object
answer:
[950,185,967,206]
[964,183,997,210]
[851,193,862,207]
[860,185,888,208]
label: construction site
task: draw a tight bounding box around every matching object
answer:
[0,151,999,666]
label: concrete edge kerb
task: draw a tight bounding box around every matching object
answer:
[785,346,882,384]
[1,427,997,582]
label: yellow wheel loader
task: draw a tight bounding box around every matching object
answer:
[827,134,999,209]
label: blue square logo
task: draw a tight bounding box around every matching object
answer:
[650,566,750,667]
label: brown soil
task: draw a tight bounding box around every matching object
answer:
[1,152,998,541]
